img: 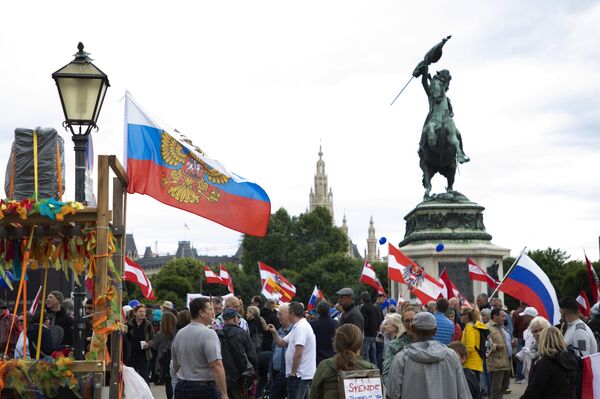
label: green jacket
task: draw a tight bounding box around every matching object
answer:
[309,357,377,399]
[382,332,411,386]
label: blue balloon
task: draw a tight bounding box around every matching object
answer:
[436,243,445,252]
[379,237,387,245]
[128,299,140,308]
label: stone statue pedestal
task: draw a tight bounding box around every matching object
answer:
[391,192,510,303]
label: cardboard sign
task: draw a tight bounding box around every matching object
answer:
[339,369,383,399]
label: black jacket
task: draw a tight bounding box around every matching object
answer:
[218,324,258,387]
[47,307,73,346]
[520,351,579,399]
[339,303,364,332]
[310,316,338,365]
[360,302,379,337]
[260,307,280,351]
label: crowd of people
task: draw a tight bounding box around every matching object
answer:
[1,287,599,399]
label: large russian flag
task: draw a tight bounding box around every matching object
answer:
[499,253,560,325]
[124,92,271,237]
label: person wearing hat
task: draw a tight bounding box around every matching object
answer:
[513,305,537,383]
[335,288,364,332]
[0,298,19,357]
[559,297,597,356]
[217,308,258,399]
[387,312,470,399]
[45,290,73,347]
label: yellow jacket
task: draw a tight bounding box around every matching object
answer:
[461,321,487,372]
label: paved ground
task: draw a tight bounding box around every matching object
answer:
[150,378,527,398]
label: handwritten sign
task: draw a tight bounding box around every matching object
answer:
[339,369,383,399]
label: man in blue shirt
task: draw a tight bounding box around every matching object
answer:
[268,303,291,399]
[431,298,454,345]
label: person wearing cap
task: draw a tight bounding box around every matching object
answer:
[387,312,470,399]
[268,301,316,399]
[162,301,174,312]
[336,288,364,332]
[45,290,73,347]
[125,304,155,382]
[559,297,597,356]
[0,298,19,358]
[172,297,228,399]
[514,305,537,383]
[217,308,258,399]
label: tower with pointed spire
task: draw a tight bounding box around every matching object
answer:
[365,216,380,262]
[309,145,334,218]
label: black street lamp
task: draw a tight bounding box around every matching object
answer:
[52,42,110,360]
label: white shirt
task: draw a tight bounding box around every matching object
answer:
[563,319,597,356]
[283,318,316,380]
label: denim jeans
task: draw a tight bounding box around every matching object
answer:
[362,336,377,364]
[269,371,287,399]
[286,376,311,399]
[175,380,220,399]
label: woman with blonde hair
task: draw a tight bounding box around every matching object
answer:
[520,326,579,399]
[516,316,551,381]
[309,324,377,399]
[246,305,268,353]
[382,307,416,386]
[460,306,488,374]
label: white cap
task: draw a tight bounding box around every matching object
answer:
[519,306,538,317]
[122,305,132,313]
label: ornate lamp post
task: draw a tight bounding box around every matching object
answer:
[52,42,110,360]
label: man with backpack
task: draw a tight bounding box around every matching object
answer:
[559,297,598,356]
[218,308,258,399]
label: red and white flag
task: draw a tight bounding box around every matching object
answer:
[439,268,472,307]
[467,258,498,289]
[582,353,600,399]
[29,285,43,315]
[585,254,600,304]
[219,265,234,294]
[204,266,223,284]
[258,261,296,303]
[361,261,386,295]
[577,290,592,319]
[125,256,156,300]
[388,243,443,304]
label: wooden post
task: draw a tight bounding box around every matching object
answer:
[95,155,110,369]
[109,176,126,398]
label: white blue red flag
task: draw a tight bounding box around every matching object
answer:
[307,285,325,311]
[499,253,560,325]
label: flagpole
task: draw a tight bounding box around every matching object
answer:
[489,246,527,300]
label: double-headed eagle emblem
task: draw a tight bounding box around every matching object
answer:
[402,264,425,290]
[160,133,230,204]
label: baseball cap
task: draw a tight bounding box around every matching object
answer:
[222,308,241,320]
[412,312,436,330]
[336,287,354,296]
[519,306,538,317]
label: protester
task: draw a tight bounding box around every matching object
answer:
[151,311,175,398]
[448,341,482,399]
[218,297,249,332]
[520,326,580,399]
[514,306,538,383]
[246,305,268,354]
[432,298,454,345]
[387,312,470,399]
[359,291,379,364]
[45,290,73,347]
[335,288,364,332]
[516,316,550,381]
[260,299,280,351]
[268,303,291,399]
[476,293,491,310]
[447,308,462,342]
[269,301,316,399]
[487,308,511,399]
[125,304,154,382]
[171,297,228,399]
[0,298,19,358]
[461,307,488,375]
[381,311,412,386]
[218,308,259,399]
[309,300,337,366]
[559,297,598,356]
[491,298,513,337]
[309,324,378,399]
[481,308,491,324]
[212,297,224,317]
[374,293,386,369]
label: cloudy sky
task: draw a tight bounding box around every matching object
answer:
[1,1,598,262]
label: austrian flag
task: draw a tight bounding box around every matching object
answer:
[467,258,498,289]
[125,256,155,300]
[361,261,386,295]
[203,266,223,284]
[258,262,296,303]
[388,243,443,304]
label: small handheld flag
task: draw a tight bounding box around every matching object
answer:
[125,256,155,300]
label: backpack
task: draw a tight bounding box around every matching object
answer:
[475,326,492,359]
[566,345,583,399]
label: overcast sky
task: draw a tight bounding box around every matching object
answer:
[1,1,598,262]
